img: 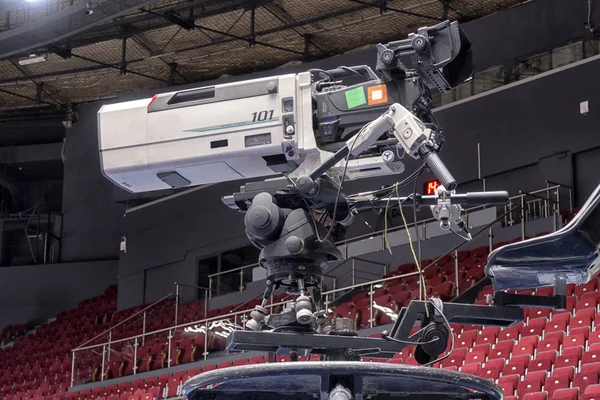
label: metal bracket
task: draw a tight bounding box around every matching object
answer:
[492,292,567,310]
[390,301,523,344]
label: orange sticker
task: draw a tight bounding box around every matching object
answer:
[367,85,388,105]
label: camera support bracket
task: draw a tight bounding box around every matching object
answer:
[227,302,523,360]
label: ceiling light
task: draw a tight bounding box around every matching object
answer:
[18,54,47,66]
[24,0,38,3]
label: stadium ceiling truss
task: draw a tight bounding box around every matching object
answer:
[0,0,523,111]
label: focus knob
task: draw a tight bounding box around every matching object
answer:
[248,206,271,229]
[411,34,429,53]
[380,48,396,66]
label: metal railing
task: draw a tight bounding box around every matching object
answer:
[69,184,572,386]
[70,266,429,387]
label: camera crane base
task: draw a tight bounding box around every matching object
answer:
[183,361,503,400]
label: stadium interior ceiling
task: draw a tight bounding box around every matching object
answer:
[0,0,524,115]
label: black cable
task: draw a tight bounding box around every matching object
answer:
[412,166,426,300]
[315,126,362,243]
[308,68,334,82]
[347,164,425,202]
[381,332,440,346]
[287,122,366,244]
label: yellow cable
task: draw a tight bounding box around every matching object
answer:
[395,184,429,317]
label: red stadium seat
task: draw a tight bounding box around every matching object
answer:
[459,362,480,376]
[583,384,600,400]
[512,341,535,357]
[526,308,551,320]
[464,351,486,365]
[574,281,596,299]
[475,327,500,346]
[488,346,511,361]
[497,375,519,397]
[440,348,467,369]
[582,344,600,365]
[523,393,547,400]
[573,364,600,393]
[517,371,546,398]
[563,333,586,349]
[546,318,569,335]
[553,388,579,400]
[555,345,583,369]
[545,375,571,398]
[503,357,527,376]
[498,325,521,342]
[576,294,599,312]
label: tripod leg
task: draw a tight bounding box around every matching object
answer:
[312,285,330,334]
[295,278,314,325]
[246,281,275,331]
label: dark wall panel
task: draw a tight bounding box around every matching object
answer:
[0,260,117,330]
[434,57,600,186]
[574,147,600,206]
[117,271,145,311]
[145,261,199,305]
[61,102,125,262]
[466,0,600,71]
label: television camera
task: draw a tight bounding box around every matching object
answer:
[98,19,600,400]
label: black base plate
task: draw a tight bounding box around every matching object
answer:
[183,362,503,400]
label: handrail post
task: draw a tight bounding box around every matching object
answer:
[544,185,549,218]
[142,311,146,346]
[488,227,493,252]
[454,250,460,297]
[167,329,172,368]
[239,269,245,291]
[369,283,374,328]
[555,189,560,232]
[204,289,209,319]
[569,188,573,212]
[107,331,112,363]
[203,322,209,361]
[520,192,526,240]
[208,277,213,299]
[133,337,138,375]
[101,344,106,382]
[70,350,76,387]
[352,259,355,286]
[175,282,180,326]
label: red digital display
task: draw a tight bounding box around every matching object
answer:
[424,180,441,195]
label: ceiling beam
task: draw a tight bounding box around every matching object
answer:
[0,3,379,85]
[34,0,277,54]
[0,0,167,60]
[346,0,443,21]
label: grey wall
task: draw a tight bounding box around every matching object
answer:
[56,0,600,310]
[0,260,118,330]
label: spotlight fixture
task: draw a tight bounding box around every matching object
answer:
[18,54,47,66]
